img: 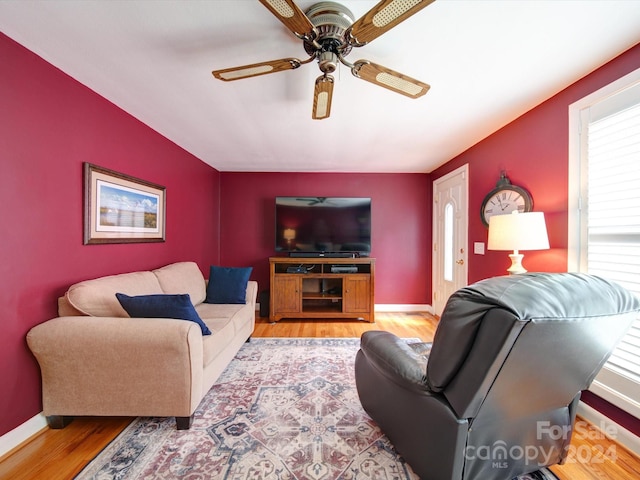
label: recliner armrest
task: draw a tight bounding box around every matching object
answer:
[359,331,430,391]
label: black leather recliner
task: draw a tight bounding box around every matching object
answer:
[355,273,640,480]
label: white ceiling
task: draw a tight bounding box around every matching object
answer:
[2,1,640,173]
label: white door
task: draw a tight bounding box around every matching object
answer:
[432,164,469,316]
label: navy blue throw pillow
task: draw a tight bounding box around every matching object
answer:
[115,293,211,335]
[206,266,252,304]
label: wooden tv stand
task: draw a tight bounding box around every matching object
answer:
[269,257,375,323]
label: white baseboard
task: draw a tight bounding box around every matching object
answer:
[256,304,434,315]
[375,304,433,313]
[0,412,47,460]
[577,401,640,456]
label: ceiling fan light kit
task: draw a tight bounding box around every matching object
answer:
[212,0,434,119]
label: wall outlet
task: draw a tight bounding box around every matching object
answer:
[474,242,485,255]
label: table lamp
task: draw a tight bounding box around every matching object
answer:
[283,228,296,247]
[487,211,549,274]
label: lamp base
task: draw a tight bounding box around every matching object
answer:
[507,253,527,275]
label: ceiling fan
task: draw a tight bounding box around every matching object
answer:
[296,196,329,205]
[212,0,434,120]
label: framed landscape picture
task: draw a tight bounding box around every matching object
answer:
[84,163,166,244]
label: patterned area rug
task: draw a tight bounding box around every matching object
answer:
[76,338,558,480]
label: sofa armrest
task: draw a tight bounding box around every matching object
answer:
[27,316,204,417]
[246,280,258,310]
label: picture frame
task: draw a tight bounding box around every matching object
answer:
[84,163,166,244]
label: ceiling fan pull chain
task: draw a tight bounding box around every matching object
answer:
[337,52,355,70]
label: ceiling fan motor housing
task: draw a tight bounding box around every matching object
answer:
[303,1,355,59]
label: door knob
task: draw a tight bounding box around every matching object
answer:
[456,259,464,265]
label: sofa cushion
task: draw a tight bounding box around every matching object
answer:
[153,262,206,305]
[66,271,163,317]
[197,303,252,366]
[196,303,251,333]
[115,293,212,335]
[205,266,252,304]
[201,318,237,367]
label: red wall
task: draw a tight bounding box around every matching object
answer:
[432,42,640,284]
[219,173,432,304]
[0,33,221,436]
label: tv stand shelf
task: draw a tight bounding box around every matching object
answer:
[269,257,375,323]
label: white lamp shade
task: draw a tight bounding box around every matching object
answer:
[488,211,550,251]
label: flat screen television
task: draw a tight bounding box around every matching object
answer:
[275,197,371,256]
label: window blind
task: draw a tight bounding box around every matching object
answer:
[585,97,640,410]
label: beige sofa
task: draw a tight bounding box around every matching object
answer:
[27,261,257,430]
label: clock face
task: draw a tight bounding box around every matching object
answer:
[481,186,532,227]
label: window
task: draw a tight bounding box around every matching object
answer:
[568,67,640,418]
[444,202,454,282]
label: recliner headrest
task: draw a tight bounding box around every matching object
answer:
[426,273,640,392]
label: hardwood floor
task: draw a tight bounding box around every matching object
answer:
[253,311,438,340]
[0,312,637,479]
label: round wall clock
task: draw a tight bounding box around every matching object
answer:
[480,173,533,227]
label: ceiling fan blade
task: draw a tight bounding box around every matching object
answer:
[312,75,334,120]
[258,0,316,40]
[352,60,430,98]
[212,58,305,81]
[348,0,435,46]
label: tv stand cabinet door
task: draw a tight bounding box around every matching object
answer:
[271,276,301,320]
[344,275,372,317]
